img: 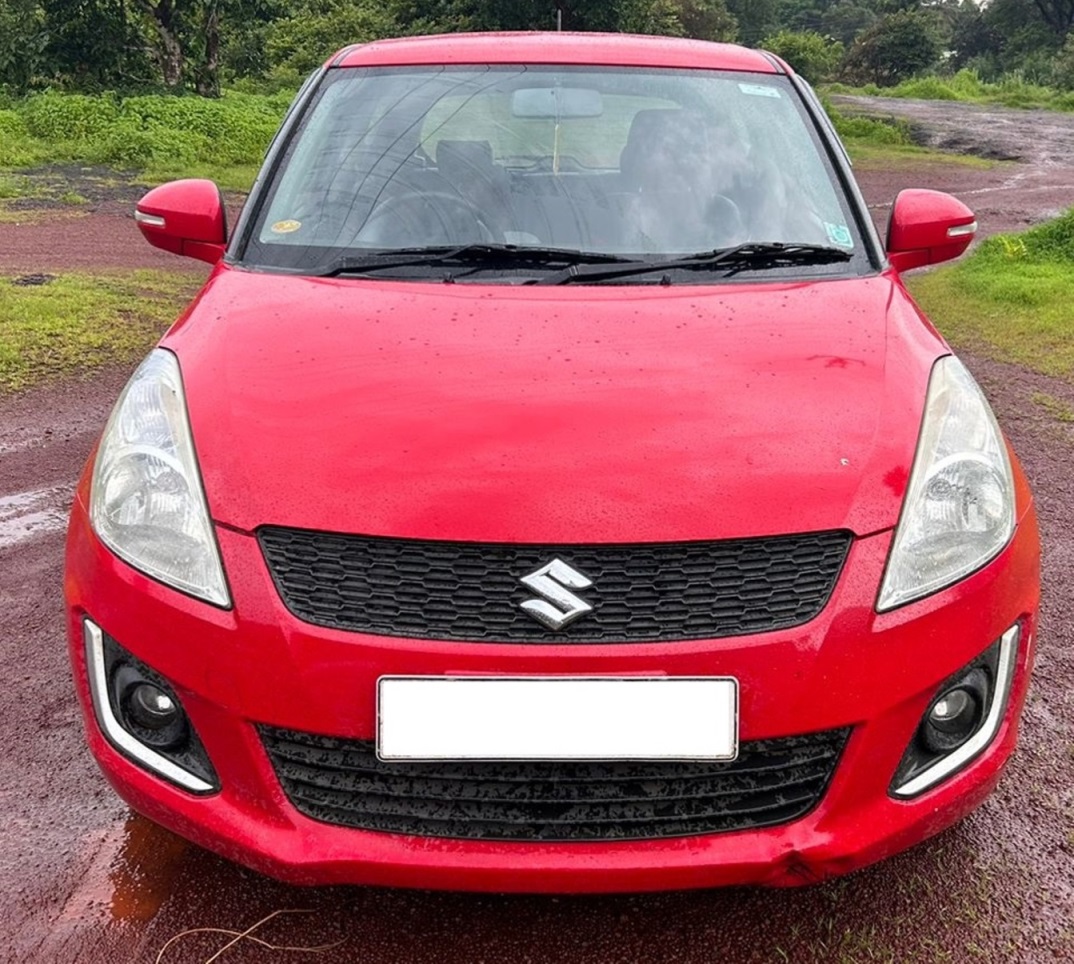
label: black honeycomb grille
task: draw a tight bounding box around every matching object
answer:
[258,528,850,643]
[260,727,850,841]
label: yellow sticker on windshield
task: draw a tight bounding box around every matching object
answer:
[271,219,302,234]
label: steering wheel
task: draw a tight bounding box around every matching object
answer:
[354,191,498,246]
[707,194,748,247]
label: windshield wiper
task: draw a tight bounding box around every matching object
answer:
[314,244,636,277]
[530,242,854,286]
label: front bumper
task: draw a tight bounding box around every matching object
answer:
[64,492,1040,893]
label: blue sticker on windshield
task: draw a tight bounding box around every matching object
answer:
[738,83,781,98]
[824,222,854,248]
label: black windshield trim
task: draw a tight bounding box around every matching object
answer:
[235,65,872,279]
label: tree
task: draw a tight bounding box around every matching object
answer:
[1052,31,1074,86]
[843,9,942,85]
[1031,0,1074,35]
[0,0,47,90]
[41,0,154,90]
[820,2,879,45]
[676,0,737,41]
[762,28,844,83]
[618,0,686,36]
[133,0,185,87]
[265,0,396,80]
[725,0,781,45]
[390,0,734,38]
[129,0,277,94]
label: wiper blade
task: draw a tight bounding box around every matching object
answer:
[315,244,635,277]
[531,242,854,286]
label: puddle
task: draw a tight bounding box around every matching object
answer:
[33,813,189,960]
[0,484,72,549]
[108,813,190,924]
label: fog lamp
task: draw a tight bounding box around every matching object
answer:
[129,683,180,730]
[921,685,982,753]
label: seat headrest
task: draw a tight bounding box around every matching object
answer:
[620,109,712,184]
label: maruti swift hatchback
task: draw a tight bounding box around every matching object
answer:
[65,33,1041,892]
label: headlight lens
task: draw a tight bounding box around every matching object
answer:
[90,349,229,606]
[877,356,1014,612]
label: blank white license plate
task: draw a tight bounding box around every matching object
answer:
[376,677,738,762]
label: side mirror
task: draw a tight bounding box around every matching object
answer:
[135,179,227,265]
[886,189,977,273]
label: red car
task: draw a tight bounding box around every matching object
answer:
[65,33,1040,892]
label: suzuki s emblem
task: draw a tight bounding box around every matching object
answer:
[519,559,594,630]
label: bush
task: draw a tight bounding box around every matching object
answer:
[87,124,212,168]
[1050,39,1074,91]
[885,77,959,101]
[762,30,844,85]
[114,93,284,165]
[947,68,986,99]
[0,106,44,165]
[20,90,120,140]
[0,107,26,138]
[976,209,1074,264]
[826,66,1074,114]
[824,102,914,146]
[6,89,291,172]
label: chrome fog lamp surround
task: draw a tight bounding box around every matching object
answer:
[84,619,214,793]
[892,624,1020,798]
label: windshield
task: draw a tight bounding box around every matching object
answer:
[242,65,866,282]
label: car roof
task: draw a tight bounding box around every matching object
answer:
[332,32,783,74]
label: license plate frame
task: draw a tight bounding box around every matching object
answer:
[376,676,739,762]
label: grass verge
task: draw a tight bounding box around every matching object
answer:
[825,101,996,169]
[825,68,1074,113]
[909,210,1074,380]
[846,141,997,170]
[0,271,198,392]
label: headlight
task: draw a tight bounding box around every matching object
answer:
[877,356,1014,612]
[90,349,230,606]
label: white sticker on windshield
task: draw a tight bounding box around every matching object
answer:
[825,222,854,248]
[738,84,781,98]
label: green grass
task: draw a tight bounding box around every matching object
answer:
[0,206,87,224]
[0,173,45,200]
[825,68,1074,113]
[1031,391,1074,422]
[846,141,997,169]
[909,209,1074,379]
[0,271,199,392]
[134,162,263,193]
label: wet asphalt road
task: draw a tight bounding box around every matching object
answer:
[2,101,1073,962]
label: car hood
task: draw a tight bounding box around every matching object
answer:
[164,267,947,542]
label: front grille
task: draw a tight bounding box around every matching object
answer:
[260,727,850,841]
[258,528,851,642]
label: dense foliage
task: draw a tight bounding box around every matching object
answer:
[0,89,290,184]
[2,0,1074,95]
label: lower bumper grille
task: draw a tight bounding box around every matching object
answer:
[259,726,850,842]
